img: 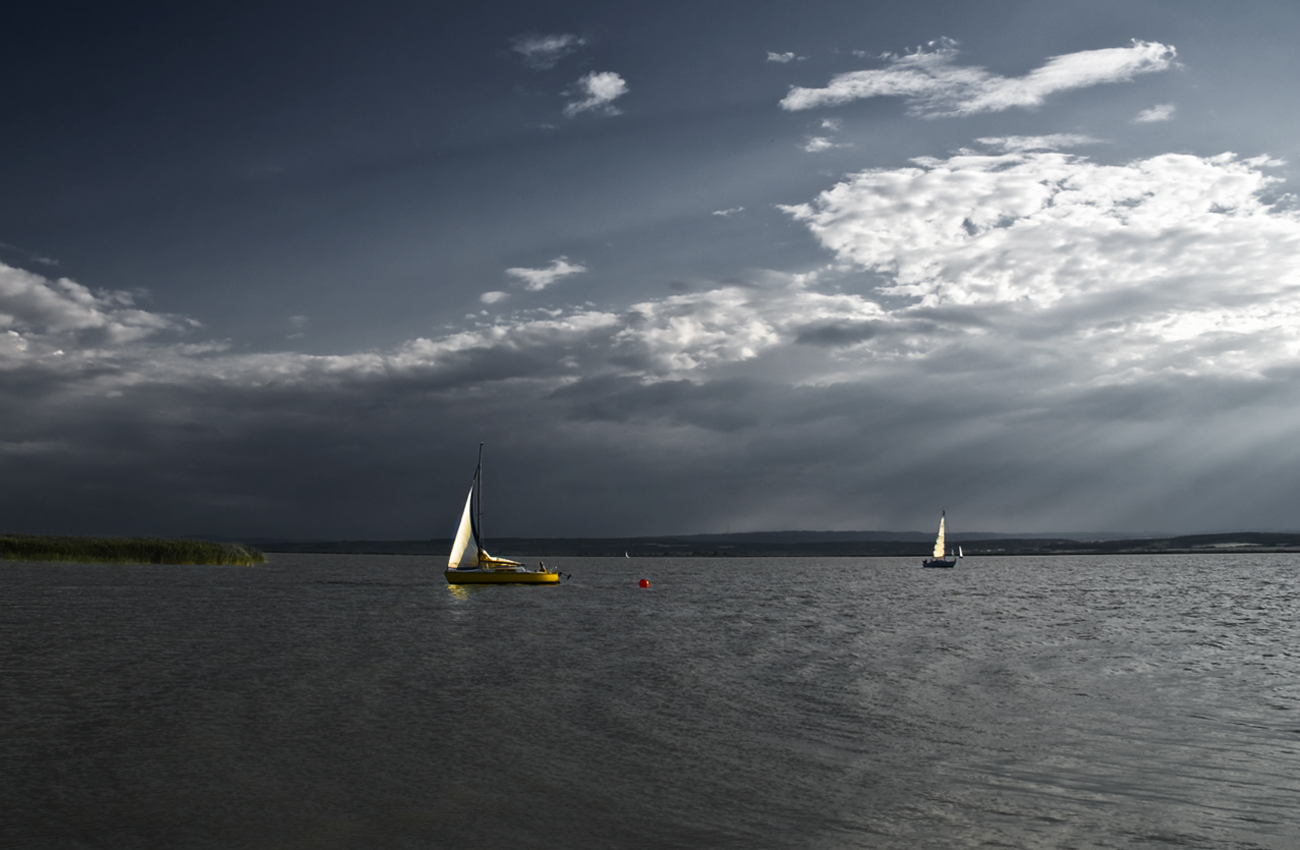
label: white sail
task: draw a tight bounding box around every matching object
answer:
[447,486,479,568]
[932,514,946,559]
[446,445,523,570]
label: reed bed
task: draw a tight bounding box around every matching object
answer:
[0,534,265,566]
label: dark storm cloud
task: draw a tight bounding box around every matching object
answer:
[549,376,764,432]
[6,132,1300,541]
[794,320,882,347]
[8,344,1298,539]
[792,307,992,347]
[6,2,1300,539]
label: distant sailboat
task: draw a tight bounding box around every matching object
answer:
[922,511,958,568]
[444,444,559,585]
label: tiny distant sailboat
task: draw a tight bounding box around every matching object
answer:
[444,444,559,585]
[922,511,958,569]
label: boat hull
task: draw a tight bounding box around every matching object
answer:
[444,569,560,585]
[922,558,957,568]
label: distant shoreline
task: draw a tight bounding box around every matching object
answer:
[9,532,1294,564]
[1,534,265,566]
[255,531,1300,559]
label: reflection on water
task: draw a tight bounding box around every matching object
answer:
[445,583,484,601]
[2,553,1298,849]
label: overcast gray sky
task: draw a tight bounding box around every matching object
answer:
[3,0,1300,539]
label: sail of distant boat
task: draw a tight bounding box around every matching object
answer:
[922,511,957,568]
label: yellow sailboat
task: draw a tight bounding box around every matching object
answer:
[444,444,559,585]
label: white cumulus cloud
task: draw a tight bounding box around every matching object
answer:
[974,134,1101,152]
[564,71,628,117]
[15,145,1294,400]
[803,137,843,153]
[1134,103,1176,123]
[512,33,585,69]
[0,262,192,355]
[504,257,588,291]
[780,38,1176,117]
[781,149,1300,381]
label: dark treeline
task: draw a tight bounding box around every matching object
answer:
[1,534,265,566]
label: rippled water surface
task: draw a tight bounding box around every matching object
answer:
[3,553,1298,849]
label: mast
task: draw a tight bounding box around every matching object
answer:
[475,442,484,550]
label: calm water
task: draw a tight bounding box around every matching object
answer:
[2,554,1298,849]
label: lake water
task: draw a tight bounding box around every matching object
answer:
[2,553,1298,849]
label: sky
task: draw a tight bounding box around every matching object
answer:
[3,0,1300,540]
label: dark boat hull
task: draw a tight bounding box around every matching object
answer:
[922,558,957,568]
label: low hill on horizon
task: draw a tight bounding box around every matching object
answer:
[253,530,1300,557]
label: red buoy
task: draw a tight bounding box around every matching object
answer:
[638,578,650,588]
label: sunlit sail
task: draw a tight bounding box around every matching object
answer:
[444,444,558,584]
[922,511,957,568]
[447,487,478,569]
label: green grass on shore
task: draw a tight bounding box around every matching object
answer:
[0,534,266,566]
